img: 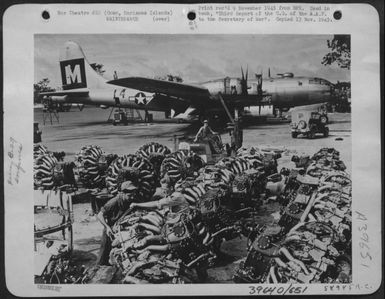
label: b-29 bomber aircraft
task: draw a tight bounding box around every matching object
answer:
[41,41,336,122]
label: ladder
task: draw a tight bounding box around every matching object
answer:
[42,107,59,125]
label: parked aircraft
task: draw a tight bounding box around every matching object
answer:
[40,41,187,118]
[41,41,336,122]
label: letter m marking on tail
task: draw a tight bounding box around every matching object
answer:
[65,64,81,84]
[60,58,87,90]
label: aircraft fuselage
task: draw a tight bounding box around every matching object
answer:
[199,75,334,108]
[51,87,169,111]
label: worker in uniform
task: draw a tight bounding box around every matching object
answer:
[131,190,189,214]
[194,120,216,142]
[194,120,221,153]
[96,181,137,265]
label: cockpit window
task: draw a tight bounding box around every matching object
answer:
[309,78,318,84]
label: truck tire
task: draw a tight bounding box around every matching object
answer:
[320,115,328,124]
[291,132,298,138]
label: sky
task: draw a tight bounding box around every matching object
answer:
[35,34,350,88]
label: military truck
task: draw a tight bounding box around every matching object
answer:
[291,110,329,139]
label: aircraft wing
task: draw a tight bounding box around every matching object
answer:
[107,77,210,101]
[219,93,268,107]
[39,90,89,97]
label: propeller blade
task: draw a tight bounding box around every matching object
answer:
[241,67,244,81]
[245,66,248,82]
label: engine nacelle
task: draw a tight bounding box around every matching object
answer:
[202,77,242,95]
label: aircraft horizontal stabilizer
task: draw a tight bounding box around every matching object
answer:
[107,77,210,100]
[39,90,89,97]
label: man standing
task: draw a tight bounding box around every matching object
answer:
[96,181,137,265]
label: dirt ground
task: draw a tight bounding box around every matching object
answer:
[34,107,351,283]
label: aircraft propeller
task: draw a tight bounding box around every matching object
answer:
[240,66,249,95]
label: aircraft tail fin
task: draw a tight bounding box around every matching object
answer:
[59,41,106,90]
